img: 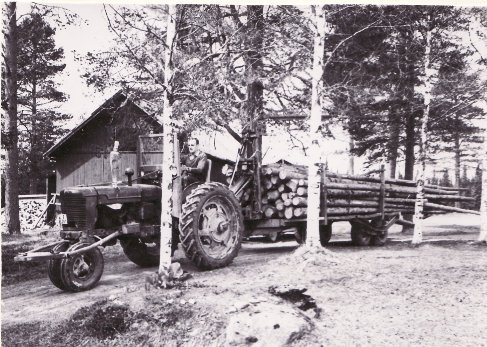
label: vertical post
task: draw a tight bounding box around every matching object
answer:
[349,138,354,175]
[136,136,141,176]
[172,133,182,219]
[479,128,487,242]
[255,146,262,215]
[110,141,120,187]
[320,163,328,225]
[379,164,385,221]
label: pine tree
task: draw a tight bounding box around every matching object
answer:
[17,12,70,193]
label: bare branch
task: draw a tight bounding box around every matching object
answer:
[103,4,166,90]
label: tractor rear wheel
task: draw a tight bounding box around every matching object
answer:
[179,182,243,269]
[47,241,70,290]
[60,242,104,292]
[120,238,160,267]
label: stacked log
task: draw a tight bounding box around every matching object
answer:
[259,164,477,221]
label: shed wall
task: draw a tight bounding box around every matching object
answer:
[56,152,137,192]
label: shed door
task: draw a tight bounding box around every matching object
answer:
[137,134,164,175]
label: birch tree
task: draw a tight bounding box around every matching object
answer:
[305,5,326,247]
[1,2,21,234]
[158,4,177,272]
[479,129,487,243]
[412,15,433,245]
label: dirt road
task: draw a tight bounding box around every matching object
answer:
[2,214,486,346]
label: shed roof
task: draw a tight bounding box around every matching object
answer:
[44,90,158,158]
[45,90,240,162]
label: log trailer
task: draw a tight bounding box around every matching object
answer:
[15,118,475,292]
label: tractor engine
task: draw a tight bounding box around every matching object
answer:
[60,184,162,233]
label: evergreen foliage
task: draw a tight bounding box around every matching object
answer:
[17,11,71,193]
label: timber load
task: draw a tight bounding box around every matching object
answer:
[240,163,477,221]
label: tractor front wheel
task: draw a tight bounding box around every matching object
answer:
[179,183,243,269]
[60,242,104,292]
[47,241,70,290]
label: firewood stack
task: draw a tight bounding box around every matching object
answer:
[252,164,476,221]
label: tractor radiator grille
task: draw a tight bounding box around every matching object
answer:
[62,195,87,229]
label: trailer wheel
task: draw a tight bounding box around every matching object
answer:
[295,225,306,244]
[60,242,104,292]
[295,224,332,247]
[266,231,280,243]
[350,222,371,246]
[370,219,388,246]
[319,224,332,246]
[120,238,160,267]
[179,182,243,269]
[47,242,70,290]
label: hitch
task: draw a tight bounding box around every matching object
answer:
[14,230,122,262]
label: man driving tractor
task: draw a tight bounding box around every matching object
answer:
[181,137,208,187]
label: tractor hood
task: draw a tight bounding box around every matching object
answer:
[60,184,161,205]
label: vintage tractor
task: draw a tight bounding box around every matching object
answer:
[15,132,249,291]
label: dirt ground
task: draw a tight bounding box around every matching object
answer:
[1,213,486,346]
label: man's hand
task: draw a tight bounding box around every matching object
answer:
[181,165,189,172]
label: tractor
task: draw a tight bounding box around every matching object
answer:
[15,125,272,291]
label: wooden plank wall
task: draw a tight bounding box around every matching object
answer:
[56,152,137,192]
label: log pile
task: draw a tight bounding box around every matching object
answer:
[244,164,477,221]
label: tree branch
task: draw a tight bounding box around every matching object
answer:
[103,4,166,90]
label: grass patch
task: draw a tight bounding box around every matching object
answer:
[69,299,134,340]
[1,236,48,286]
[2,299,136,347]
[1,297,207,347]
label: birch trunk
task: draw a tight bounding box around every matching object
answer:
[306,5,326,247]
[412,18,433,245]
[2,2,21,234]
[479,128,487,242]
[158,4,177,272]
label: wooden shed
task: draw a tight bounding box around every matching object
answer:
[45,90,162,192]
[45,90,241,193]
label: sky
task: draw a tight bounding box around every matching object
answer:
[14,1,487,179]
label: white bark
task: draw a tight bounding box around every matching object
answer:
[413,17,433,245]
[479,129,487,242]
[159,4,177,272]
[349,138,355,175]
[306,5,326,248]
